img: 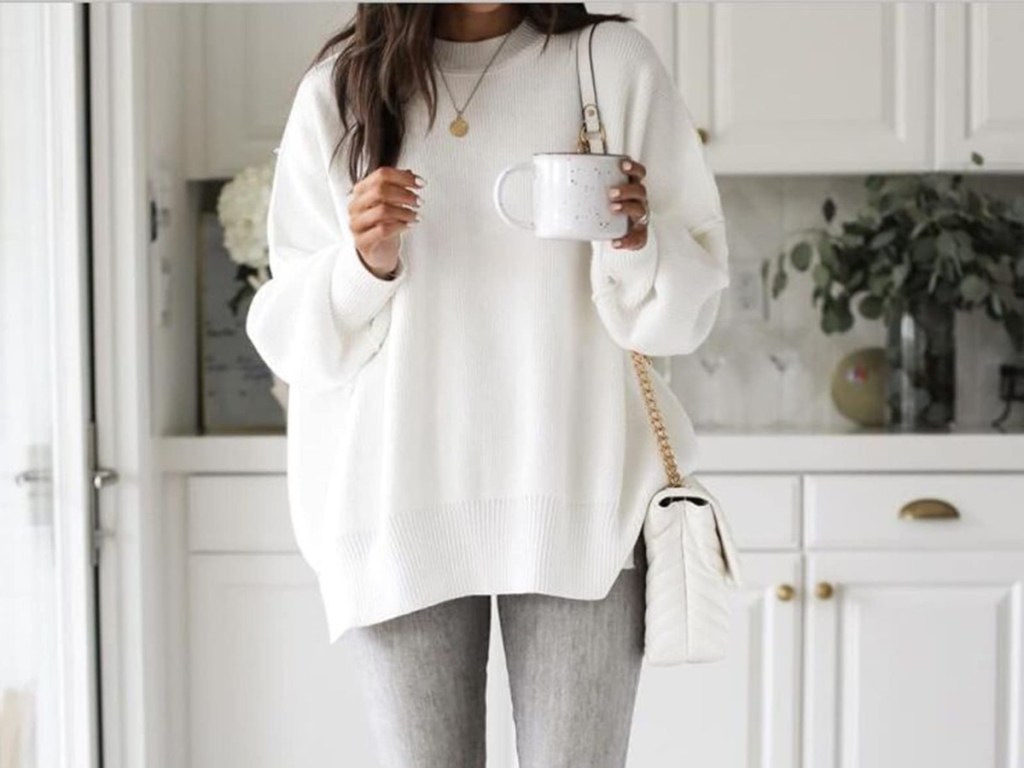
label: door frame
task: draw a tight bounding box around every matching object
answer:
[88,5,165,768]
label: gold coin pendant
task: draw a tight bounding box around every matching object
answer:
[449,115,469,137]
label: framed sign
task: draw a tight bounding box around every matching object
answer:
[197,211,286,434]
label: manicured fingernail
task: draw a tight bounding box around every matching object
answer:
[413,213,421,222]
[413,175,425,187]
[609,188,620,198]
[622,160,632,170]
[612,239,622,247]
[610,202,622,211]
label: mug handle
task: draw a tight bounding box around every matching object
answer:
[492,161,535,231]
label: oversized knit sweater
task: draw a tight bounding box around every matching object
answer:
[245,17,731,644]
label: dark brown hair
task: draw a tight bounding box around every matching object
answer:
[307,3,633,186]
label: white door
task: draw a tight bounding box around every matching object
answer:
[0,5,100,767]
[936,2,1024,171]
[628,554,803,767]
[804,552,1024,768]
[677,2,932,173]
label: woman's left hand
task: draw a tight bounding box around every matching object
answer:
[607,156,649,250]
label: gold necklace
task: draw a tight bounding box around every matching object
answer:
[435,24,516,138]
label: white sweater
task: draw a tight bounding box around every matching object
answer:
[246,17,730,644]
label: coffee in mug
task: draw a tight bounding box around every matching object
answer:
[492,152,630,241]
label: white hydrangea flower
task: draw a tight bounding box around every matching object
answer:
[216,159,275,273]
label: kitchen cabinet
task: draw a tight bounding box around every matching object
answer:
[174,466,1024,767]
[185,474,520,768]
[675,2,932,173]
[936,3,1024,171]
[182,2,1024,178]
[183,2,674,179]
[803,473,1024,768]
[188,554,377,767]
[804,552,1024,767]
[182,3,357,179]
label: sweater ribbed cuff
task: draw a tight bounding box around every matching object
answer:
[330,242,407,330]
[592,223,660,310]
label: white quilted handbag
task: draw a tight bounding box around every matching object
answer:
[576,23,743,665]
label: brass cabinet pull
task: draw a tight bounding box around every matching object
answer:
[899,498,960,521]
[815,582,834,600]
[776,584,796,602]
[697,127,710,144]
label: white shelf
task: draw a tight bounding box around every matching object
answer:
[157,430,1024,474]
[159,435,286,473]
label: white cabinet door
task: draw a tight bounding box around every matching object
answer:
[188,554,379,768]
[677,2,931,173]
[184,3,356,178]
[627,554,803,768]
[804,552,1024,768]
[937,3,1024,171]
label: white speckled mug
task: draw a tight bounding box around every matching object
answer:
[492,152,630,241]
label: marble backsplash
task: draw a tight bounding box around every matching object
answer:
[670,174,1024,434]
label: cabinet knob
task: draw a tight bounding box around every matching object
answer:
[697,127,710,144]
[815,582,835,600]
[899,498,960,521]
[775,584,796,602]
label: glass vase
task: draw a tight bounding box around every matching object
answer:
[884,300,956,431]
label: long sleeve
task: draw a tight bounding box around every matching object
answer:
[245,65,408,392]
[588,29,730,357]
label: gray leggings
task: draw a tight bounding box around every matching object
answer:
[341,534,647,768]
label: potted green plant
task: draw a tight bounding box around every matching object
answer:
[764,154,1024,431]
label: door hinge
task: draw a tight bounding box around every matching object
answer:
[87,420,119,567]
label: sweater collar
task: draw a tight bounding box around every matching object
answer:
[432,17,547,74]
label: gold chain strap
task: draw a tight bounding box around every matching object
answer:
[630,350,685,488]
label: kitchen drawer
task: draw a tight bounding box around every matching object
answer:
[699,474,801,550]
[805,473,1024,549]
[188,474,296,553]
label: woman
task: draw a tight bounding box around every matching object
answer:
[246,3,730,766]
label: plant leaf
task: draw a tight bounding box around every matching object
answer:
[936,230,957,261]
[819,237,840,272]
[870,229,897,249]
[859,295,885,319]
[791,242,813,271]
[865,175,886,191]
[772,268,788,297]
[833,295,855,332]
[822,198,837,223]
[812,263,831,289]
[959,273,989,303]
[868,272,890,296]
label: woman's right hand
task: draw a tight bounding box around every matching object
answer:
[347,166,423,278]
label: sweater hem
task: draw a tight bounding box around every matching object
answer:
[314,494,648,644]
